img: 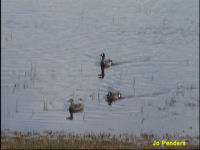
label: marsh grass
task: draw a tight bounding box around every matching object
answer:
[157,95,177,111]
[132,77,136,97]
[1,130,199,149]
[43,100,48,112]
[12,62,37,94]
[184,102,196,108]
[15,99,18,113]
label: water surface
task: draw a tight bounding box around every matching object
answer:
[1,0,199,136]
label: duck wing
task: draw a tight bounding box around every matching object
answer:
[72,104,84,112]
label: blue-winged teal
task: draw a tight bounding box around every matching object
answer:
[106,92,121,105]
[67,99,83,120]
[100,53,112,68]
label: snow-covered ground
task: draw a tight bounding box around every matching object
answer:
[1,0,199,136]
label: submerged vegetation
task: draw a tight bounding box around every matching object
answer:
[1,130,199,149]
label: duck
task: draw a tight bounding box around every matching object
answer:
[106,92,121,105]
[100,53,112,68]
[67,99,83,120]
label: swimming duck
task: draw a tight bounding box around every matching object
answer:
[67,99,83,120]
[106,92,121,105]
[100,53,112,68]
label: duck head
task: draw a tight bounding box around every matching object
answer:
[100,53,105,59]
[107,91,112,97]
[68,99,74,105]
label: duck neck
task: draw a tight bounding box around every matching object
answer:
[70,101,74,106]
[101,56,105,60]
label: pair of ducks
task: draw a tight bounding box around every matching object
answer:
[67,91,121,120]
[67,53,121,120]
[99,53,122,104]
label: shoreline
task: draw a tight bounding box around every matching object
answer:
[1,130,199,149]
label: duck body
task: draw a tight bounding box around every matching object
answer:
[106,92,121,105]
[100,53,112,68]
[69,103,83,113]
[67,99,83,120]
[101,59,112,68]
